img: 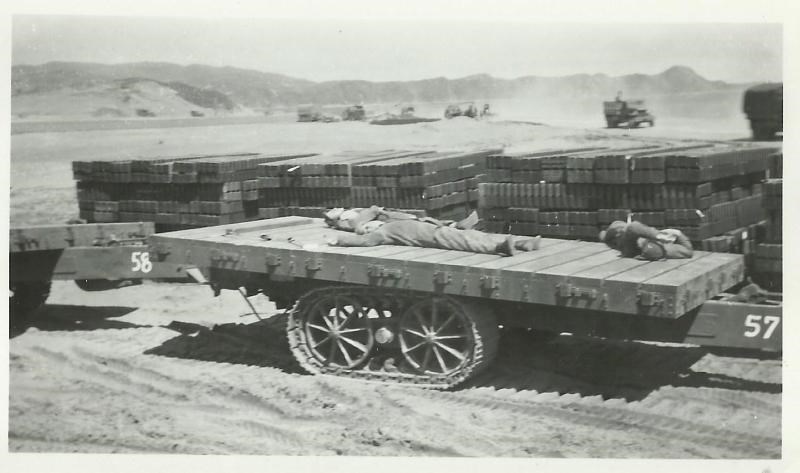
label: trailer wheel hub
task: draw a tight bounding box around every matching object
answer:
[375,326,395,344]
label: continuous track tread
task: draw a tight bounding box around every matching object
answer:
[287,286,498,389]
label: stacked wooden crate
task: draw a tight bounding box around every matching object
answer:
[256,150,431,218]
[751,152,782,290]
[350,149,498,221]
[478,144,777,251]
[73,152,315,231]
[257,149,498,222]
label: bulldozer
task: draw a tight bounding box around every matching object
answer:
[603,93,655,128]
[743,83,782,140]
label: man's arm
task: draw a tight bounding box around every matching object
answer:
[330,230,387,247]
[617,221,660,257]
[349,206,383,234]
[624,221,660,240]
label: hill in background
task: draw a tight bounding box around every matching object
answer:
[11,62,751,120]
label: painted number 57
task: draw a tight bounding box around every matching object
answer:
[131,251,153,273]
[743,314,780,339]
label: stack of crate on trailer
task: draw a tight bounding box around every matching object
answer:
[477,144,777,252]
[751,152,782,290]
[72,152,315,231]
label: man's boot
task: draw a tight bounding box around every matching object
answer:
[515,235,541,252]
[496,235,519,256]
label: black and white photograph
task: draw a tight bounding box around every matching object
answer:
[4,1,794,471]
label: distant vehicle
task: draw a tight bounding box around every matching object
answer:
[743,83,783,140]
[190,110,204,117]
[297,105,323,122]
[445,102,479,119]
[603,93,655,128]
[370,105,439,125]
[135,108,156,118]
[400,105,416,117]
[342,105,366,121]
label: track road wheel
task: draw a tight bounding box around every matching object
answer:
[290,292,375,370]
[399,296,498,377]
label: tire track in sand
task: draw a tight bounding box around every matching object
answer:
[395,386,779,458]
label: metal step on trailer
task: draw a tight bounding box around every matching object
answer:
[149,216,745,319]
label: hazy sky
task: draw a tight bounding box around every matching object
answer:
[12,15,782,83]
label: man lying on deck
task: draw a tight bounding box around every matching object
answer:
[599,220,693,260]
[324,218,541,256]
[323,206,479,234]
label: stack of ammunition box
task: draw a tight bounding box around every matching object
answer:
[751,152,782,290]
[257,149,498,222]
[478,144,776,250]
[73,149,497,232]
[73,152,315,231]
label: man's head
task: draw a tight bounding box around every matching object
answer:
[599,221,627,248]
[323,208,345,227]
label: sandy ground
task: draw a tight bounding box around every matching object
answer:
[7,113,782,461]
[8,281,782,458]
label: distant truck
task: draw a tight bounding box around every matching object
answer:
[297,105,323,122]
[743,83,783,140]
[342,105,366,121]
[603,95,655,128]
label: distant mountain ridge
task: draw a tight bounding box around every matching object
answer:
[11,61,746,118]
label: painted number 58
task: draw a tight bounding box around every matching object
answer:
[743,314,780,339]
[131,251,153,273]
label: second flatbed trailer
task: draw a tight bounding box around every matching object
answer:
[149,216,782,388]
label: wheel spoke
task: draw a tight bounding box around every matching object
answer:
[327,336,338,363]
[312,335,332,349]
[403,339,427,354]
[338,327,368,334]
[338,335,368,354]
[436,313,456,334]
[402,328,426,339]
[307,322,331,333]
[434,341,467,361]
[422,345,433,371]
[434,334,466,340]
[336,340,354,365]
[431,300,438,328]
[432,345,448,373]
[414,308,430,334]
[319,308,335,330]
[339,304,361,329]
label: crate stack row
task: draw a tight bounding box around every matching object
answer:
[478,144,777,250]
[255,150,429,218]
[751,153,782,291]
[257,149,499,222]
[72,152,315,231]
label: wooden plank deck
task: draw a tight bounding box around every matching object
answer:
[151,217,745,318]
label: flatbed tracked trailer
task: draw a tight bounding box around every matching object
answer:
[9,222,191,316]
[149,216,781,388]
